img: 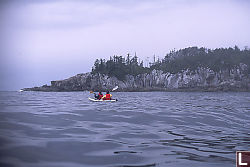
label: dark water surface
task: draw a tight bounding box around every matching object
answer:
[0,91,249,167]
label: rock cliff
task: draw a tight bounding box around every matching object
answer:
[23,63,250,91]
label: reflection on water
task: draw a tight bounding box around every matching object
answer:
[0,91,249,167]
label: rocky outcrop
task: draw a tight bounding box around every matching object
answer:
[23,63,250,92]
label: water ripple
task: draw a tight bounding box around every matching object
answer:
[0,91,249,167]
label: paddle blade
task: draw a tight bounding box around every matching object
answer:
[90,91,94,93]
[112,86,118,91]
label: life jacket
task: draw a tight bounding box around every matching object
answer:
[98,93,103,100]
[105,94,111,100]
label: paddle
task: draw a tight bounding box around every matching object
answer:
[110,86,118,101]
[112,86,119,91]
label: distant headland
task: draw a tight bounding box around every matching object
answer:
[23,46,250,92]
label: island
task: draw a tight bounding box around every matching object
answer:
[23,46,250,92]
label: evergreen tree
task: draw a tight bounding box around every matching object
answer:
[92,46,250,80]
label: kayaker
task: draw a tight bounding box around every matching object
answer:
[102,91,112,100]
[94,91,103,100]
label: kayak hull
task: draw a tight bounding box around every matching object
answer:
[88,98,117,102]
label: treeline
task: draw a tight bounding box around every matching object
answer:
[92,46,250,80]
[91,54,150,80]
[151,46,250,74]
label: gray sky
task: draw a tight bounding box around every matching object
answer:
[0,0,250,90]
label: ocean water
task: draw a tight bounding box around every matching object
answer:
[0,91,249,167]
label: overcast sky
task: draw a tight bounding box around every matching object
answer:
[0,0,250,90]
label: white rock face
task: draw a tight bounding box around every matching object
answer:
[32,64,249,91]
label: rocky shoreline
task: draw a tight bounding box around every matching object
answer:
[23,64,250,92]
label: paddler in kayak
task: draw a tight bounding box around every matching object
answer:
[102,91,112,100]
[94,91,103,100]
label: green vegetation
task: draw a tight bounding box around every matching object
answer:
[92,46,250,80]
[151,46,250,74]
[92,54,150,80]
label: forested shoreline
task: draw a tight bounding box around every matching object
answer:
[92,46,250,80]
[23,46,250,92]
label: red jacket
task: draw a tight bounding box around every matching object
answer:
[105,94,111,100]
[98,93,103,100]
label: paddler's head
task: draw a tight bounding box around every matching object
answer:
[106,91,109,94]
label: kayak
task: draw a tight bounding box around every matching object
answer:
[88,97,118,102]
